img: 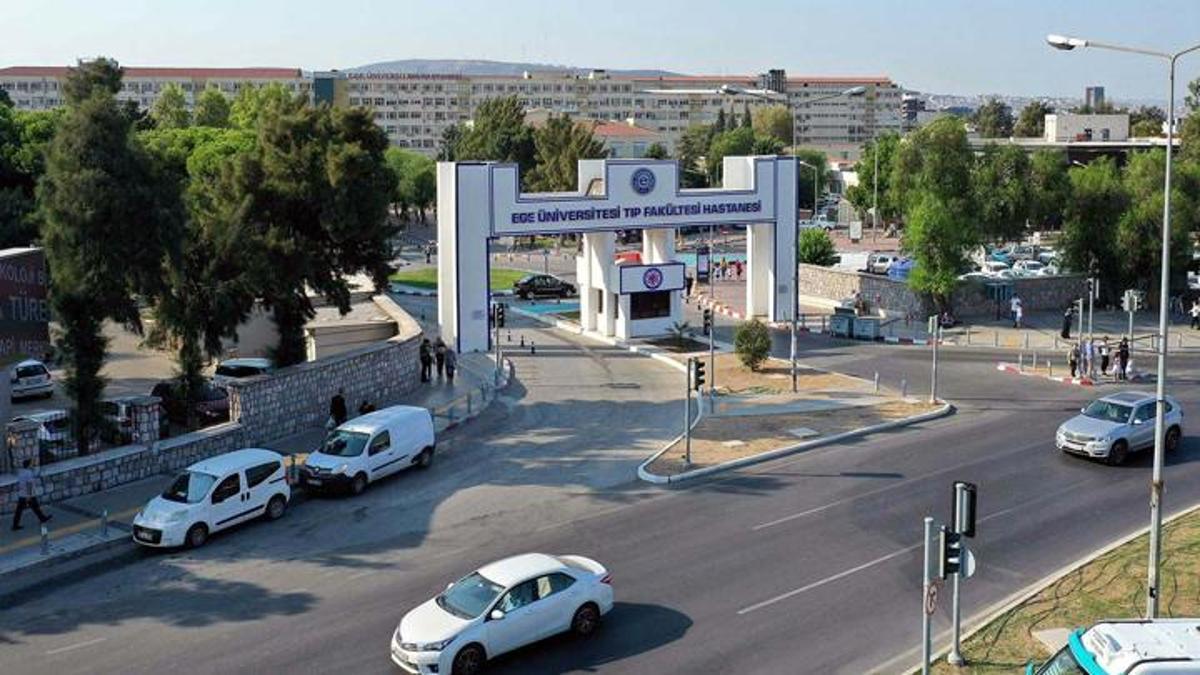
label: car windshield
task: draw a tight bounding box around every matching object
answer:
[518,275,534,285]
[318,430,369,457]
[436,572,504,619]
[16,365,47,378]
[1082,400,1133,424]
[1033,643,1088,675]
[162,470,218,504]
[216,365,258,378]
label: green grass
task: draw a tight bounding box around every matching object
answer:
[390,267,528,292]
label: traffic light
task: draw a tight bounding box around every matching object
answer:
[939,526,963,578]
[702,308,713,335]
[691,359,706,391]
[496,304,506,328]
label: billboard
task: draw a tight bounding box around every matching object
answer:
[0,248,50,361]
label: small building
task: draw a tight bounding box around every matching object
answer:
[1044,113,1129,143]
[590,120,665,158]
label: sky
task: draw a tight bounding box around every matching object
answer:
[5,0,1200,102]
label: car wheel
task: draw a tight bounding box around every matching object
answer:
[1166,426,1182,453]
[266,495,287,521]
[350,472,368,496]
[1107,440,1129,466]
[186,523,208,549]
[451,644,486,675]
[571,603,601,637]
[417,447,434,469]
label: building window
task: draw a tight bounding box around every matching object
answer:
[630,291,671,320]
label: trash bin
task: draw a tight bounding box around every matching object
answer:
[853,316,880,340]
[830,314,854,338]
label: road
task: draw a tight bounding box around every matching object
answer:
[4,307,1200,674]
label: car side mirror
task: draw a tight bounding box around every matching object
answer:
[1133,418,1144,426]
[1081,408,1086,414]
[489,609,505,621]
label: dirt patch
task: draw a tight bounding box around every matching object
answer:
[648,399,939,476]
[671,352,874,396]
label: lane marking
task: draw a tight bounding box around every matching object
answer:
[737,545,920,615]
[45,637,106,656]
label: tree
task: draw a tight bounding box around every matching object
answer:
[752,105,793,146]
[0,107,62,247]
[385,147,437,222]
[677,124,715,188]
[38,63,175,453]
[1117,149,1195,294]
[972,98,1013,138]
[971,144,1031,243]
[1187,75,1200,111]
[792,148,828,211]
[643,142,669,159]
[193,87,231,128]
[741,102,753,129]
[714,108,727,134]
[733,319,770,371]
[0,89,11,108]
[845,132,901,223]
[903,193,977,309]
[151,83,191,129]
[437,124,462,161]
[798,228,838,266]
[1028,149,1071,230]
[527,115,607,192]
[706,127,755,183]
[1013,101,1053,138]
[229,82,295,130]
[1060,157,1126,296]
[892,116,974,212]
[455,96,536,185]
[62,57,123,105]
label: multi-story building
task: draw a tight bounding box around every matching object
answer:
[0,65,308,112]
[1085,85,1106,111]
[2,64,901,161]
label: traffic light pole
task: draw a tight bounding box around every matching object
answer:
[684,357,693,466]
[921,516,934,675]
[930,319,940,404]
[708,314,715,406]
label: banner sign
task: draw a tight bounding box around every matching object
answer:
[0,249,49,360]
[618,262,686,294]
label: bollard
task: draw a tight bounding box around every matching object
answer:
[993,331,999,347]
[874,372,880,393]
[1048,362,1053,377]
[520,335,526,347]
[966,327,971,346]
[1018,353,1024,372]
[507,331,512,343]
[40,524,49,555]
[1033,352,1039,370]
[1024,332,1029,349]
[1179,333,1184,349]
[801,314,806,330]
[901,378,908,398]
[530,341,536,355]
[101,508,109,537]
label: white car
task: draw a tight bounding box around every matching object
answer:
[391,553,614,675]
[9,359,53,399]
[132,448,290,548]
[14,410,71,458]
[301,405,436,495]
[1012,260,1046,276]
[981,260,1011,277]
[211,357,273,389]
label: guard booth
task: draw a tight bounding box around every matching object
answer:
[437,156,799,352]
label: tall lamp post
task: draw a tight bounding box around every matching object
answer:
[1048,33,1200,619]
[795,160,819,392]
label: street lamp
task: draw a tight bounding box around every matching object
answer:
[793,160,820,392]
[1048,33,1200,619]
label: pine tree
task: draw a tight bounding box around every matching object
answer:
[714,108,727,133]
[742,102,753,129]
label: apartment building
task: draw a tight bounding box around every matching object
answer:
[0,66,308,112]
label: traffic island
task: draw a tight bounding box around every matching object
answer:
[638,353,950,483]
[923,503,1200,674]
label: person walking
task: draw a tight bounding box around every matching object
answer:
[1061,303,1074,340]
[1068,342,1080,379]
[444,346,458,382]
[1010,295,1023,328]
[419,338,433,383]
[1190,299,1200,330]
[434,338,447,379]
[1099,337,1111,379]
[1014,300,1024,331]
[329,388,348,428]
[1118,338,1130,381]
[12,459,52,531]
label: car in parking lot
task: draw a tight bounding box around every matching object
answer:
[1056,391,1184,465]
[390,553,613,675]
[132,448,290,548]
[151,378,230,426]
[211,357,274,389]
[513,274,575,300]
[9,359,53,400]
[13,410,72,461]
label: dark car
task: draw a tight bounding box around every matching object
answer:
[513,274,576,300]
[151,379,230,427]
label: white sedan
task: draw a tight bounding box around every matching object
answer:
[391,553,613,675]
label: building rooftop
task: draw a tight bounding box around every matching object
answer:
[0,66,303,79]
[590,121,659,138]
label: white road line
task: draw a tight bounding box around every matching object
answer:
[737,545,921,615]
[45,637,106,656]
[290,587,310,594]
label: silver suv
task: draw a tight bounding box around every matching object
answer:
[1056,391,1184,465]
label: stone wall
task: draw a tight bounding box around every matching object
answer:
[798,264,1087,317]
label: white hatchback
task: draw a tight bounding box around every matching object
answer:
[391,553,613,675]
[9,359,52,399]
[132,448,291,548]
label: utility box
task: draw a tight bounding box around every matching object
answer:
[830,314,854,338]
[853,316,880,340]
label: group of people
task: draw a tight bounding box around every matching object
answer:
[419,337,456,383]
[1067,336,1133,381]
[711,258,743,282]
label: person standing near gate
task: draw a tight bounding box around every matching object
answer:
[1099,337,1111,379]
[1118,338,1130,381]
[434,337,447,379]
[1067,342,1080,378]
[12,459,51,531]
[1061,303,1074,340]
[1191,299,1200,330]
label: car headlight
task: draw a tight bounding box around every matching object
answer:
[334,463,349,474]
[166,510,190,524]
[418,636,457,652]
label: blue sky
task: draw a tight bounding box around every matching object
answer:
[5,0,1200,101]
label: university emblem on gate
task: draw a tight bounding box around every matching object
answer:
[643,267,664,290]
[631,168,656,195]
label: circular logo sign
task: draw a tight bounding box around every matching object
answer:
[631,168,656,195]
[643,267,664,290]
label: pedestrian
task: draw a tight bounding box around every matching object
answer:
[1010,295,1022,328]
[329,388,348,427]
[419,338,433,382]
[1100,337,1111,379]
[424,245,432,265]
[1118,338,1130,381]
[1191,300,1200,330]
[445,345,457,382]
[1014,301,1024,331]
[1068,343,1079,378]
[1061,303,1074,340]
[1083,338,1095,378]
[358,400,374,416]
[11,459,51,531]
[434,337,447,379]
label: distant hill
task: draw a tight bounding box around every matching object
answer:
[349,59,678,78]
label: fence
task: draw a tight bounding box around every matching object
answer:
[428,356,513,434]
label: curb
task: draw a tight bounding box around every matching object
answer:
[996,362,1095,387]
[0,532,129,580]
[637,402,955,485]
[881,499,1200,675]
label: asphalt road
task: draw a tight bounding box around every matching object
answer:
[4,310,1200,675]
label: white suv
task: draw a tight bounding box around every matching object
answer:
[9,359,52,399]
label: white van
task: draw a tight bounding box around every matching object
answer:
[132,448,291,549]
[301,405,436,495]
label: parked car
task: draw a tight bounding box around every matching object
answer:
[865,253,898,275]
[151,378,230,426]
[1026,618,1200,675]
[9,359,53,400]
[1056,391,1183,465]
[513,274,575,300]
[799,214,836,231]
[390,553,613,675]
[13,410,72,460]
[981,260,1011,277]
[132,448,291,548]
[1012,260,1047,276]
[301,405,435,495]
[211,358,274,389]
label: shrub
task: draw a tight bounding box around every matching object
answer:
[734,319,771,371]
[798,228,838,266]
